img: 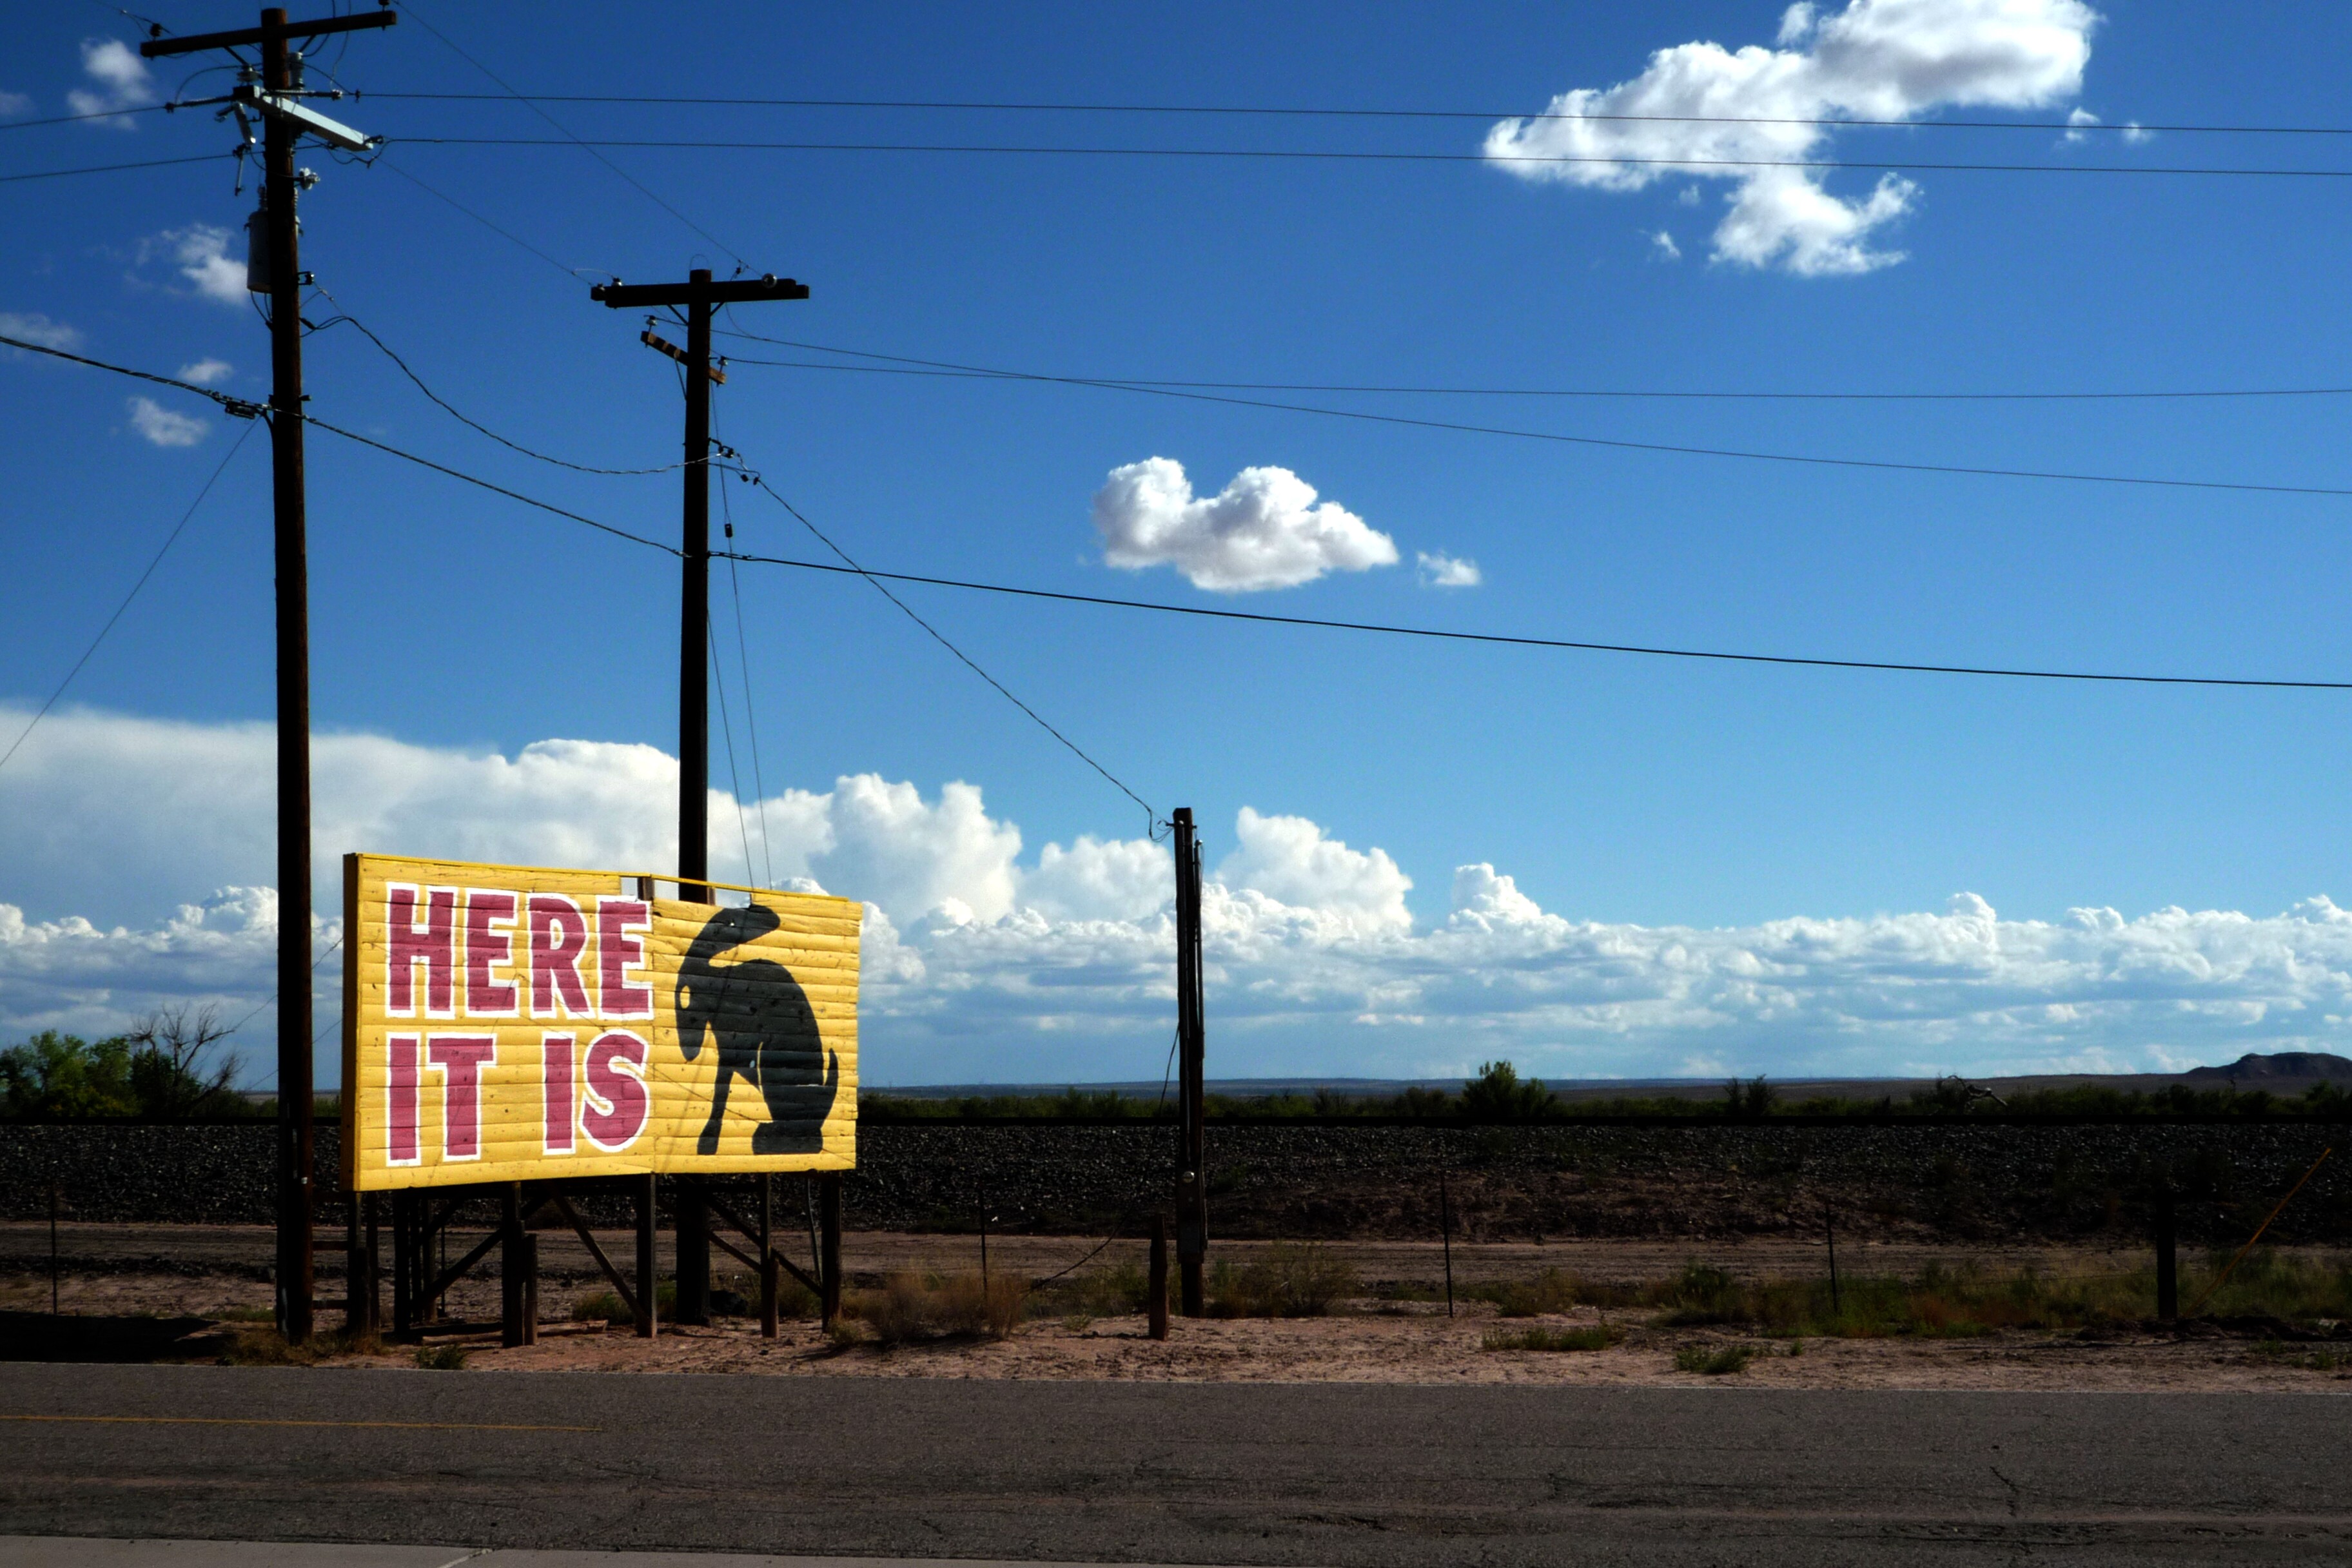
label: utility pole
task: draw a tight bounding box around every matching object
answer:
[142,5,392,1348]
[1171,807,1207,1315]
[591,268,807,1324]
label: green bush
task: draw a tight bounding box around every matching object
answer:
[416,1344,468,1370]
[1674,1344,1754,1375]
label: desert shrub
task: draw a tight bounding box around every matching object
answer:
[1484,1266,1581,1318]
[416,1344,468,1370]
[1208,1244,1360,1317]
[1052,1258,1151,1317]
[1674,1344,1754,1375]
[1651,1263,1744,1324]
[573,1289,629,1324]
[1482,1324,1622,1353]
[852,1271,1028,1345]
[215,1304,275,1324]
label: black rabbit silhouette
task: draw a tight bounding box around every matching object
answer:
[675,902,839,1155]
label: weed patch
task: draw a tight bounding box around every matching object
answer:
[1482,1324,1623,1353]
[849,1271,1028,1346]
[1674,1344,1754,1376]
[415,1344,468,1370]
[1208,1244,1360,1318]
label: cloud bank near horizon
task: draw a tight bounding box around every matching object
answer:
[4,704,2348,1086]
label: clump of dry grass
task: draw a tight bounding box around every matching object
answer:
[1482,1324,1622,1353]
[1207,1244,1360,1318]
[850,1271,1028,1346]
[1674,1344,1754,1376]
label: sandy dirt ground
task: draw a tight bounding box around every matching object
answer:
[6,1224,2347,1393]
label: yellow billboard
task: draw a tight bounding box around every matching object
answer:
[340,853,858,1189]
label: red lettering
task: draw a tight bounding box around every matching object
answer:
[463,889,520,1016]
[580,1030,650,1152]
[542,1033,576,1155]
[386,884,456,1017]
[386,1034,420,1165]
[528,894,592,1017]
[597,897,653,1019]
[426,1034,498,1161]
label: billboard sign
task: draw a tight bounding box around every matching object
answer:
[340,853,859,1190]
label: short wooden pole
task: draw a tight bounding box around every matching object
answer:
[362,1192,381,1333]
[2155,1190,2179,1322]
[674,1177,710,1326]
[636,1173,658,1340]
[391,1191,412,1333]
[760,1173,779,1340]
[521,1231,539,1346]
[1148,1214,1170,1341]
[819,1173,843,1328]
[501,1184,527,1348]
[1439,1171,1455,1318]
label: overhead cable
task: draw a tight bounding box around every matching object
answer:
[0,151,230,182]
[19,333,2351,694]
[398,3,749,270]
[0,421,257,776]
[0,103,174,132]
[717,551,2352,692]
[730,466,1161,829]
[716,338,2352,405]
[351,92,2352,137]
[710,332,2352,500]
[308,287,691,473]
[397,136,2352,179]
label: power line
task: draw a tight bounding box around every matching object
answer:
[716,550,2352,693]
[369,154,584,281]
[714,408,777,890]
[396,136,2352,179]
[397,3,748,270]
[307,286,690,473]
[353,92,2352,138]
[0,103,175,132]
[24,332,2352,694]
[0,420,258,776]
[710,331,2352,501]
[0,152,230,182]
[730,467,1160,828]
[716,338,2352,405]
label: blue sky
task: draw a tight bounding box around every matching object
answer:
[7,1,2352,1086]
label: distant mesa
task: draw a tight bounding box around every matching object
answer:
[2183,1052,2352,1083]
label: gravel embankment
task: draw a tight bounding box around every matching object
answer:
[4,1120,2346,1244]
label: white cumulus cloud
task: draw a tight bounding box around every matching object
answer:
[1093,456,1398,592]
[177,357,233,385]
[0,92,32,118]
[1485,0,2099,275]
[67,39,153,127]
[1417,550,1482,587]
[159,226,248,306]
[127,395,206,447]
[16,705,2352,1086]
[0,311,81,351]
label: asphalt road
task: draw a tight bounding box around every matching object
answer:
[3,1365,2348,1565]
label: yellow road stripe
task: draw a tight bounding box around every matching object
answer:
[1,1414,598,1433]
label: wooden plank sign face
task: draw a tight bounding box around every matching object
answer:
[341,852,859,1189]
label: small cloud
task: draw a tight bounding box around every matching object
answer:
[0,90,32,118]
[152,226,246,306]
[0,311,81,351]
[1650,229,1681,260]
[1093,456,1398,592]
[2122,121,2152,144]
[177,357,233,386]
[1417,551,1482,588]
[1676,185,1701,207]
[67,39,153,128]
[2063,107,2100,144]
[128,395,206,447]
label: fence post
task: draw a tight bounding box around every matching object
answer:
[636,1173,658,1340]
[1439,1170,1455,1319]
[2155,1188,2179,1322]
[1148,1213,1170,1342]
[819,1173,843,1328]
[391,1191,412,1333]
[760,1172,779,1340]
[361,1191,382,1334]
[501,1184,527,1348]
